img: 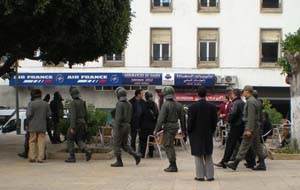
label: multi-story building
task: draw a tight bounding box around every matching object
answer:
[1,0,299,116]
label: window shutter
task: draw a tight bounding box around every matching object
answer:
[198,29,219,41]
[261,30,281,42]
[152,29,171,43]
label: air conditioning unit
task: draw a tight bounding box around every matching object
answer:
[215,75,222,84]
[223,76,238,84]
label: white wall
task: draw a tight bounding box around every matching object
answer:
[15,0,300,88]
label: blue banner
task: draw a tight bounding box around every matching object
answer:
[175,73,216,86]
[9,73,122,86]
[122,73,162,85]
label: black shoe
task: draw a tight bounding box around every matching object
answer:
[226,160,240,171]
[252,159,266,171]
[164,162,178,172]
[244,163,255,169]
[194,177,205,181]
[85,151,92,162]
[207,178,215,181]
[215,161,227,168]
[133,154,141,165]
[65,154,76,163]
[111,156,123,167]
[18,152,28,159]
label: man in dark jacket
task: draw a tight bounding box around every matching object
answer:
[65,88,92,163]
[139,91,159,158]
[129,89,145,151]
[227,85,266,171]
[111,87,141,167]
[154,86,186,172]
[188,86,218,181]
[215,89,245,168]
[27,89,51,163]
[50,91,64,143]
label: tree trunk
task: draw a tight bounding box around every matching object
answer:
[291,72,300,145]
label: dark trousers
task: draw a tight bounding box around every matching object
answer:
[221,129,243,163]
[23,131,30,155]
[139,128,154,157]
[114,126,136,157]
[52,121,61,142]
[67,126,88,155]
[245,148,256,166]
[130,128,138,151]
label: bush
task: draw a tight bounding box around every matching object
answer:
[262,99,283,125]
[58,106,109,143]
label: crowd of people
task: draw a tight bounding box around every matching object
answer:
[17,84,271,182]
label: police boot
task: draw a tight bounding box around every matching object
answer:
[226,160,240,171]
[164,161,178,172]
[133,153,141,165]
[85,150,92,162]
[65,154,76,163]
[111,156,123,167]
[253,158,266,171]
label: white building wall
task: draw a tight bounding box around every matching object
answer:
[1,0,300,108]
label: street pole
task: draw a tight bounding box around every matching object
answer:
[15,60,20,135]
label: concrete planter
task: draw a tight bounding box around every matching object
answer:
[46,143,114,160]
[268,149,300,160]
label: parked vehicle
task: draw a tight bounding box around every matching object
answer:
[1,109,27,135]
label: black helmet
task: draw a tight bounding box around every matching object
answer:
[115,87,127,101]
[162,86,175,100]
[70,88,80,99]
[145,91,153,100]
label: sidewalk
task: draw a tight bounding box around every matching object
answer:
[0,133,299,190]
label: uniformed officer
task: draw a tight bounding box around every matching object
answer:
[65,88,92,163]
[111,87,141,167]
[153,86,186,172]
[227,85,266,171]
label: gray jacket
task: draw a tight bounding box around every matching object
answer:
[243,96,261,133]
[27,98,51,133]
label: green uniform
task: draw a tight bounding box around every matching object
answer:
[67,98,89,155]
[155,100,186,162]
[113,100,137,157]
[236,96,264,161]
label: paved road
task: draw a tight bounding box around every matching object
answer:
[0,133,299,190]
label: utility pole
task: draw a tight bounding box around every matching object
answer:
[15,60,20,135]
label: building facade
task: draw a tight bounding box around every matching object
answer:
[1,0,300,115]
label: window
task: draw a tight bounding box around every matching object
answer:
[151,28,172,67]
[103,52,124,67]
[151,0,172,13]
[197,29,219,67]
[261,0,282,13]
[198,0,220,12]
[260,29,281,67]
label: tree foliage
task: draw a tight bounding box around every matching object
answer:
[0,0,132,76]
[278,28,300,74]
[262,99,283,125]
